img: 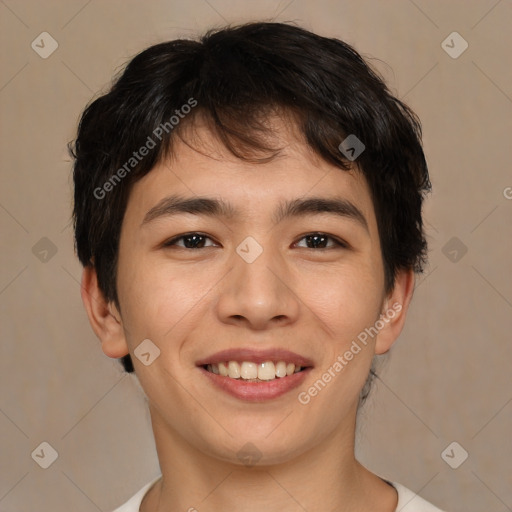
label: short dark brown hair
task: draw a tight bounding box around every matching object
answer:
[71,21,430,374]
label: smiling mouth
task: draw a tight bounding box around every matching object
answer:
[201,360,308,382]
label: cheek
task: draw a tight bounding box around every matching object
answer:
[297,264,383,346]
[117,255,215,344]
[294,267,382,420]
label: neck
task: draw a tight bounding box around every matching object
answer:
[140,402,397,512]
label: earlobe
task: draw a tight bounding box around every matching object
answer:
[375,268,415,355]
[80,266,130,359]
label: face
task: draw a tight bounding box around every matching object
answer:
[108,117,399,465]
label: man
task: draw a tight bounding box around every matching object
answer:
[72,21,444,511]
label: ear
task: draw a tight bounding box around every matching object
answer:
[374,268,415,355]
[80,266,129,358]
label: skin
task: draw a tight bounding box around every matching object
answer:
[81,116,415,512]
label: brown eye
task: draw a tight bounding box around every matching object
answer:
[295,233,347,249]
[163,233,217,249]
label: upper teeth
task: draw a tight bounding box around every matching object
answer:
[206,361,302,380]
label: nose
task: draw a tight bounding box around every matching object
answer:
[215,241,300,331]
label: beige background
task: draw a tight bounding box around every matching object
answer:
[1,1,511,511]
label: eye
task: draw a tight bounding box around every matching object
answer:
[162,232,218,249]
[294,232,348,249]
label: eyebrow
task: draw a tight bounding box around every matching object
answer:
[141,194,369,232]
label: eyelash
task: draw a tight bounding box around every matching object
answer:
[162,232,348,250]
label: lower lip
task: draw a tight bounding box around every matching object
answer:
[198,366,312,402]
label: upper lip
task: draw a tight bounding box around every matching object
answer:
[195,348,314,367]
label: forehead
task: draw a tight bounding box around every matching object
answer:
[124,116,377,231]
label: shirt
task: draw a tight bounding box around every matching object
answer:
[111,475,445,511]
